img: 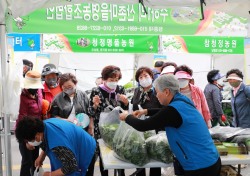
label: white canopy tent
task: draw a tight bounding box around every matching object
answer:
[0,0,250,175]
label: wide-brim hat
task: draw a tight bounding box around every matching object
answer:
[212,73,225,81]
[23,70,44,89]
[42,64,59,77]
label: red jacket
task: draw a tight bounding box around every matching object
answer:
[17,89,43,124]
[42,83,62,103]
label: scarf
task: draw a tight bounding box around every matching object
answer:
[139,86,153,104]
[99,84,117,101]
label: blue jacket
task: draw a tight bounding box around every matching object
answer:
[44,118,96,176]
[231,83,250,128]
[166,93,219,171]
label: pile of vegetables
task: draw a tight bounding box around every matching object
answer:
[113,122,149,166]
[145,133,173,163]
[99,124,119,148]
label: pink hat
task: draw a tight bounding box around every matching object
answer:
[175,71,192,80]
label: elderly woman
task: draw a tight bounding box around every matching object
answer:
[204,70,226,127]
[131,67,162,176]
[17,70,44,176]
[174,65,212,128]
[15,116,96,176]
[120,75,221,176]
[89,65,128,176]
[50,73,95,176]
[226,69,250,128]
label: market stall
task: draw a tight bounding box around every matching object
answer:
[99,139,250,176]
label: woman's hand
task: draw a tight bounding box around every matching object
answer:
[117,94,129,106]
[132,109,147,118]
[119,111,129,121]
[92,95,101,109]
[35,150,46,168]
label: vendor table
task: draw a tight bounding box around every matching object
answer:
[99,139,250,175]
[98,139,172,176]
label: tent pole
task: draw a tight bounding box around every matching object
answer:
[0,23,12,176]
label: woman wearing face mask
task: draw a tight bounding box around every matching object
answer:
[16,70,44,176]
[50,72,96,176]
[204,70,227,127]
[89,65,129,176]
[131,67,162,176]
[41,64,62,103]
[226,69,250,128]
[174,65,212,128]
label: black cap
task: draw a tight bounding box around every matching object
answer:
[154,61,164,67]
[23,59,33,69]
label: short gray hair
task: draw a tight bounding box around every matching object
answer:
[153,74,180,95]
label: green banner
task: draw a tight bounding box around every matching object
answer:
[11,3,202,35]
[43,34,158,53]
[162,36,244,54]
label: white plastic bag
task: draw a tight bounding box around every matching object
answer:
[113,122,149,166]
[99,107,121,148]
[34,167,44,176]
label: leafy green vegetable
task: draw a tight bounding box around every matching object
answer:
[144,130,156,140]
[99,124,119,149]
[146,133,173,163]
[113,122,149,166]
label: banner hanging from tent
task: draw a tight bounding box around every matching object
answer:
[42,34,158,53]
[161,36,244,54]
[9,3,248,36]
[7,34,40,51]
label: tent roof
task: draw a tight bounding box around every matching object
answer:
[1,0,250,25]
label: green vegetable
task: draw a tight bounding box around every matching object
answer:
[144,130,156,140]
[146,133,173,163]
[113,122,149,166]
[99,124,119,149]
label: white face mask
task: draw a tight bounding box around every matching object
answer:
[28,135,42,146]
[139,77,152,88]
[179,79,189,89]
[106,82,118,90]
[217,79,224,87]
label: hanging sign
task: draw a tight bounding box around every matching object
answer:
[7,34,40,51]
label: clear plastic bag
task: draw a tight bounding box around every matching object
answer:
[99,108,120,148]
[113,122,149,166]
[209,126,246,142]
[145,132,173,163]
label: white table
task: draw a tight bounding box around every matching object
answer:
[99,139,250,175]
[98,139,172,176]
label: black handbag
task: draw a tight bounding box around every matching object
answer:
[173,156,185,175]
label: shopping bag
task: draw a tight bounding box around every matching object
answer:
[99,107,121,148]
[34,167,44,176]
[113,121,149,166]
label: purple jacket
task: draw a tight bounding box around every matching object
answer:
[17,89,43,124]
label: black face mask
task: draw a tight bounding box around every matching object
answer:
[27,89,38,95]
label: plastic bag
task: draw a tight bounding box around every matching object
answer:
[145,132,173,163]
[231,128,250,151]
[34,167,44,176]
[209,126,246,142]
[99,108,120,148]
[113,122,149,166]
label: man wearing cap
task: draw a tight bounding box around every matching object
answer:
[204,70,227,127]
[42,64,62,103]
[120,75,221,176]
[23,59,33,77]
[226,69,250,128]
[152,61,164,81]
[16,70,44,176]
